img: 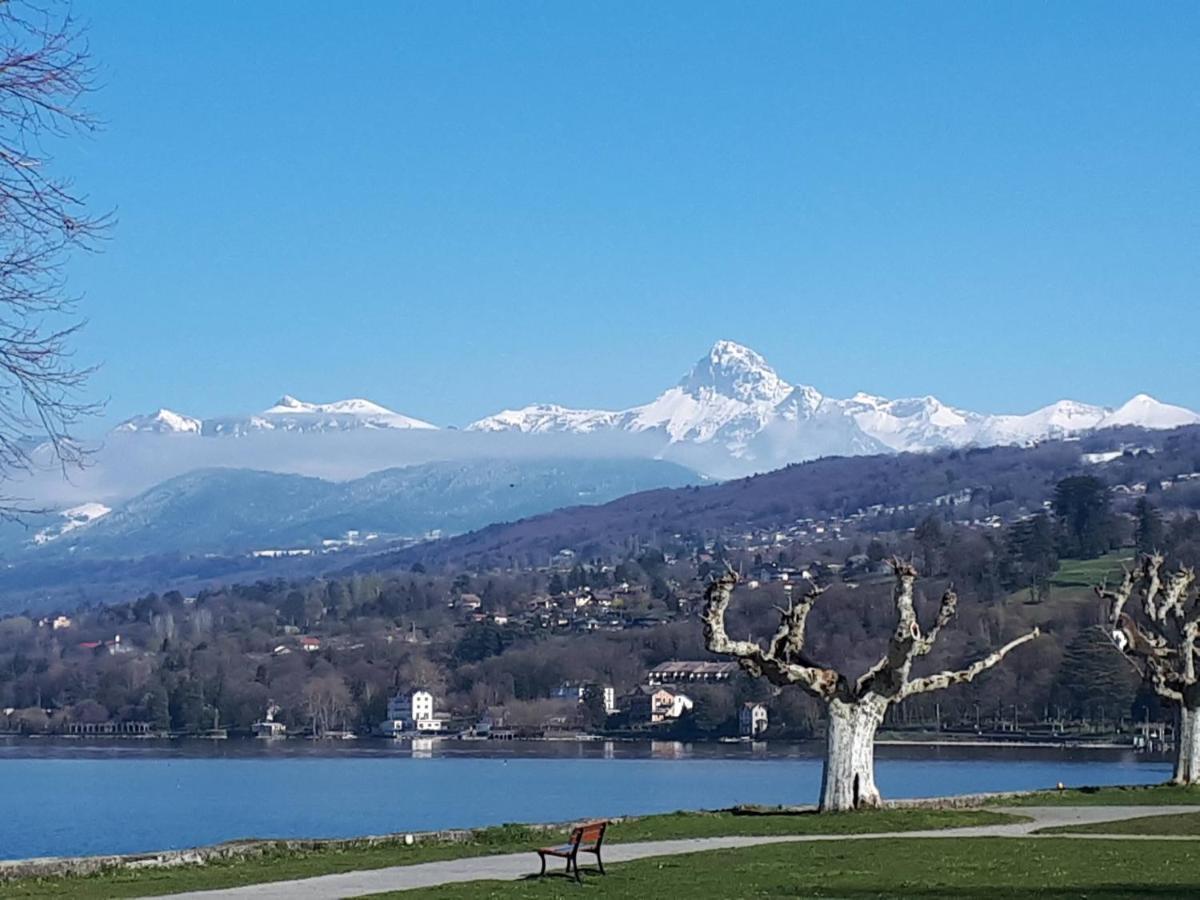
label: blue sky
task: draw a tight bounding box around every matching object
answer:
[61,3,1199,429]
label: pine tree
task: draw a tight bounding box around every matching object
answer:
[1053,628,1137,725]
[1134,498,1164,554]
[1053,476,1114,559]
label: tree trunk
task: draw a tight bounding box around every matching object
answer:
[820,697,887,811]
[1174,703,1200,785]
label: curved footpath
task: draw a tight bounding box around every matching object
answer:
[148,805,1200,900]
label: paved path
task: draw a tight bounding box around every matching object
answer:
[150,806,1200,900]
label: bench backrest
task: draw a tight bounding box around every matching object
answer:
[569,820,608,851]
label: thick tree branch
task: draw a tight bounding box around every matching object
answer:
[901,628,1041,698]
[769,580,825,661]
[702,569,848,701]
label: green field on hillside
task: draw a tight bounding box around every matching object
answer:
[1050,553,1135,589]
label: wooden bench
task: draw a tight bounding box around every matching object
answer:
[535,820,609,881]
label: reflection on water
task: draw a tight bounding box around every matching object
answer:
[0,737,1173,860]
[411,737,435,758]
[651,740,686,759]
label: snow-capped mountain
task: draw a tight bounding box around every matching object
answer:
[465,340,1200,466]
[111,342,1200,474]
[467,403,621,435]
[1098,394,1200,430]
[114,396,437,437]
[113,408,203,435]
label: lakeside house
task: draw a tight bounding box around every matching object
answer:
[739,702,769,737]
[648,661,739,685]
[382,689,449,735]
[626,686,694,724]
[252,704,287,738]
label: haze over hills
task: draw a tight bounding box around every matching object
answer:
[114,340,1200,476]
[0,458,699,561]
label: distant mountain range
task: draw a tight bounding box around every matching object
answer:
[115,395,436,436]
[4,457,698,560]
[114,340,1200,474]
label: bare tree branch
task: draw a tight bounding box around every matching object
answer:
[901,628,1041,698]
[0,2,107,503]
[700,557,1040,811]
[702,568,848,701]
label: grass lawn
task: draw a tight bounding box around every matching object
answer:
[994,784,1200,806]
[1050,553,1134,589]
[385,837,1200,899]
[1,808,1016,899]
[1038,809,1200,835]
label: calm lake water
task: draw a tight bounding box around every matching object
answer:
[0,738,1172,860]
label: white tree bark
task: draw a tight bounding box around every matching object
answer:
[1175,702,1200,786]
[1100,555,1200,787]
[702,562,1039,812]
[820,697,886,811]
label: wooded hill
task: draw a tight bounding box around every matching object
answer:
[373,425,1200,571]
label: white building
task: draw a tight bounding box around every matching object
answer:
[383,690,438,734]
[739,702,768,737]
[410,690,434,722]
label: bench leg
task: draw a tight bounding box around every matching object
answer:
[572,854,581,882]
[537,852,546,877]
[597,852,605,876]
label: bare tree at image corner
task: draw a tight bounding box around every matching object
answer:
[1099,552,1200,785]
[702,559,1041,811]
[0,2,107,497]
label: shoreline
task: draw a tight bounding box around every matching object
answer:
[875,738,1131,750]
[0,791,1035,880]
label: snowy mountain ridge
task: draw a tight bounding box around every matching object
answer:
[112,341,1200,471]
[465,340,1200,463]
[115,395,437,436]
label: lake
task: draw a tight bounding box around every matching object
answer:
[0,738,1172,860]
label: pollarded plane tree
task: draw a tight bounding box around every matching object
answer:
[1098,553,1200,784]
[703,560,1041,811]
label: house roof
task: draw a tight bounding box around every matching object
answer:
[648,661,739,676]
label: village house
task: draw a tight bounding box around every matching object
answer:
[252,704,287,738]
[382,689,448,734]
[626,686,694,724]
[648,661,739,685]
[739,702,769,737]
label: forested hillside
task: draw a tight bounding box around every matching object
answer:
[377,425,1200,570]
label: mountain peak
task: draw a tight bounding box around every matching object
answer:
[112,408,203,435]
[679,340,792,404]
[272,395,306,410]
[1103,394,1200,429]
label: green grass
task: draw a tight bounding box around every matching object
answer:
[1038,809,1200,835]
[1050,553,1134,589]
[994,784,1200,806]
[385,837,1200,899]
[0,808,1017,899]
